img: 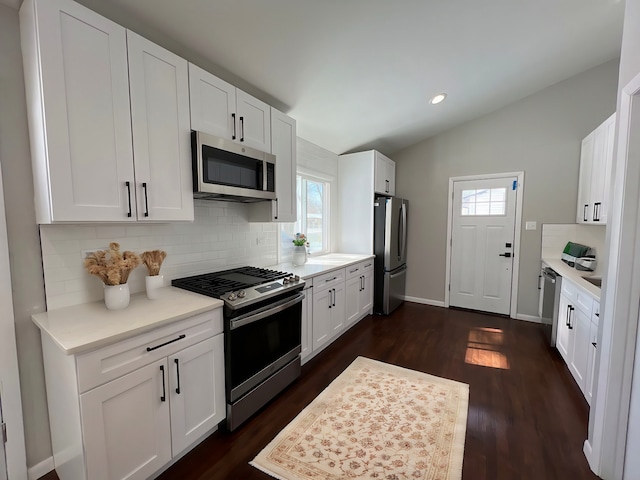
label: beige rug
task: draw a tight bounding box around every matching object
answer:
[251,357,469,480]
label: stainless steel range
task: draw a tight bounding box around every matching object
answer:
[172,267,305,430]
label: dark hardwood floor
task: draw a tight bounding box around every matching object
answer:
[41,303,598,479]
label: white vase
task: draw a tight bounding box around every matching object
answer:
[292,245,307,266]
[103,283,130,310]
[145,274,164,300]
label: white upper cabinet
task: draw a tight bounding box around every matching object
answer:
[374,152,396,196]
[576,113,616,224]
[188,63,271,152]
[127,31,193,222]
[249,108,297,222]
[20,0,193,223]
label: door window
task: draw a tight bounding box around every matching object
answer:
[461,188,507,216]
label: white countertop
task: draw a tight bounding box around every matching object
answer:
[269,253,375,280]
[542,257,601,300]
[32,287,223,355]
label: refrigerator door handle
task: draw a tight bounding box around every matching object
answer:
[400,202,407,263]
[397,205,403,260]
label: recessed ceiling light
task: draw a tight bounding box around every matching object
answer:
[430,93,447,105]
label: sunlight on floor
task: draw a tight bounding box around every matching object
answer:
[465,327,510,369]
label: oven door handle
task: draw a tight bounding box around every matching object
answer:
[230,293,305,330]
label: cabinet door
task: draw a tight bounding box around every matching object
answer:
[236,89,271,152]
[331,284,346,335]
[127,31,194,222]
[80,359,171,480]
[577,132,595,223]
[312,288,333,352]
[271,108,297,222]
[569,307,591,392]
[556,294,572,363]
[188,63,236,140]
[359,268,374,317]
[386,159,396,196]
[585,321,598,405]
[26,0,135,222]
[168,335,225,456]
[345,276,361,328]
[301,288,313,363]
[374,153,393,195]
[597,114,616,224]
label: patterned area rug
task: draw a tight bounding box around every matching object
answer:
[250,357,469,480]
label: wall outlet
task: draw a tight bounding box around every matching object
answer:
[525,221,537,231]
[256,236,266,245]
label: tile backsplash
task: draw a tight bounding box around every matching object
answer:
[40,200,280,310]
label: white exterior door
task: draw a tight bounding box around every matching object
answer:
[449,177,517,315]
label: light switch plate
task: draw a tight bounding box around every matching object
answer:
[525,221,537,231]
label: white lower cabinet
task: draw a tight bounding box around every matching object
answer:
[312,269,346,354]
[42,309,225,480]
[345,261,374,328]
[555,277,599,405]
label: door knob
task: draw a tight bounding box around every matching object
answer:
[499,252,512,258]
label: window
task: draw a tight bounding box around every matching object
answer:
[461,188,506,216]
[296,173,330,255]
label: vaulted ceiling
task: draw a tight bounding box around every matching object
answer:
[2,0,625,155]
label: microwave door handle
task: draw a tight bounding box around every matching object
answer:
[230,293,305,330]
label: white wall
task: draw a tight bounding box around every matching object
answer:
[40,202,277,310]
[393,59,619,317]
[0,4,51,471]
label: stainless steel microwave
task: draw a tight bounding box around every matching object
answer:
[191,131,276,202]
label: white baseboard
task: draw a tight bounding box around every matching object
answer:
[28,456,54,480]
[404,296,445,308]
[515,313,542,323]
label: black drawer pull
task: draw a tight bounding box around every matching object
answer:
[160,365,166,402]
[174,358,181,394]
[147,334,186,352]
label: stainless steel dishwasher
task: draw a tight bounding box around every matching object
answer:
[540,266,562,346]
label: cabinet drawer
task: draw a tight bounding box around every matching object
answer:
[314,268,346,293]
[77,308,222,393]
[346,264,362,280]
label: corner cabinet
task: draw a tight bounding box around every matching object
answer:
[337,150,396,254]
[20,0,193,223]
[576,113,616,224]
[41,309,225,480]
[188,63,271,152]
[248,108,297,222]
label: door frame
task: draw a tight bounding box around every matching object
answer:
[444,171,524,318]
[585,69,640,479]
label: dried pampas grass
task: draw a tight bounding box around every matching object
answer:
[84,242,141,286]
[141,250,167,276]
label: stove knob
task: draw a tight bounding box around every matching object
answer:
[228,292,238,301]
[289,276,295,283]
[283,277,289,284]
[294,275,300,282]
[237,290,246,298]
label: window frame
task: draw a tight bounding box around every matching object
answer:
[295,170,331,257]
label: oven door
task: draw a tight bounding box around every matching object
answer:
[226,292,303,402]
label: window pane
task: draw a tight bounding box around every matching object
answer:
[476,202,490,215]
[461,203,475,216]
[490,188,506,202]
[306,180,324,251]
[490,202,506,215]
[475,189,490,202]
[462,190,476,202]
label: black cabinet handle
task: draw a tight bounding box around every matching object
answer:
[142,182,149,217]
[174,359,181,395]
[332,288,336,307]
[595,312,600,317]
[328,290,332,309]
[593,203,599,222]
[538,275,542,290]
[160,365,166,402]
[146,334,186,352]
[231,113,236,140]
[499,252,512,258]
[385,179,389,193]
[592,342,597,348]
[125,181,132,217]
[240,116,244,142]
[584,204,588,222]
[566,306,571,327]
[274,198,279,220]
[568,306,574,330]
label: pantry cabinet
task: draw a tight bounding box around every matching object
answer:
[337,150,396,254]
[20,0,193,224]
[189,63,271,152]
[576,113,616,224]
[249,108,297,222]
[312,269,346,354]
[40,308,225,480]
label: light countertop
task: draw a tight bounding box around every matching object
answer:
[32,287,223,355]
[542,257,601,300]
[269,253,375,280]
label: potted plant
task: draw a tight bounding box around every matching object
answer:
[84,242,140,310]
[292,233,309,266]
[140,250,167,299]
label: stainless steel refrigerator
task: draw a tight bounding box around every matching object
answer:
[374,196,408,315]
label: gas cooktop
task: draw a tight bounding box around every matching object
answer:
[171,266,304,309]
